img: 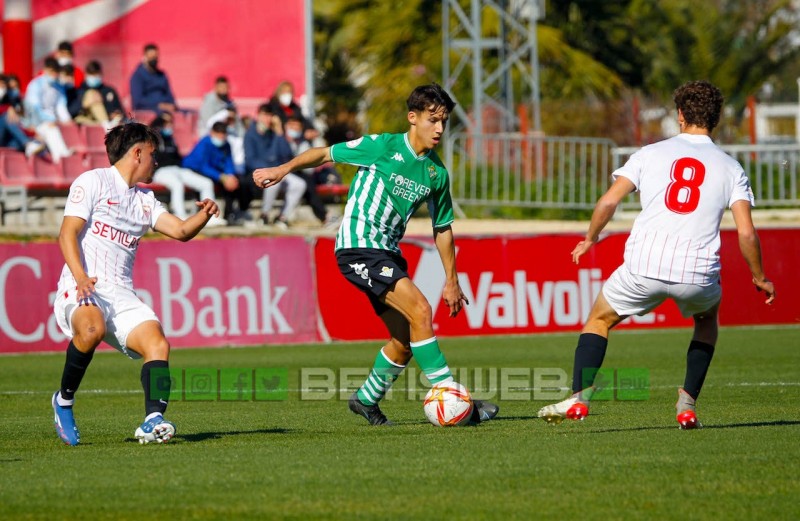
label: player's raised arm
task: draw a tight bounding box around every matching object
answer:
[253,146,332,188]
[153,198,221,242]
[572,176,636,264]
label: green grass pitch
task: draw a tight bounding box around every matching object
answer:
[1,327,799,520]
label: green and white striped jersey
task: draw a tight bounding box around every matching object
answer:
[330,132,454,254]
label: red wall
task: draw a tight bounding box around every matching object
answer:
[1,229,796,355]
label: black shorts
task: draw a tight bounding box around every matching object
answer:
[336,248,409,314]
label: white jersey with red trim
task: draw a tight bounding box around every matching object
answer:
[58,166,167,290]
[613,133,753,285]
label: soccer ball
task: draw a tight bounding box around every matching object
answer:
[423,382,473,427]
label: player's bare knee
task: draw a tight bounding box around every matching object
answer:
[74,324,105,348]
[409,299,433,327]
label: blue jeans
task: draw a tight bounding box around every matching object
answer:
[0,113,32,151]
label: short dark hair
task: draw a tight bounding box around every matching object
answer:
[105,122,161,165]
[144,43,158,53]
[210,121,228,134]
[43,57,59,71]
[673,81,723,132]
[257,103,273,114]
[215,75,229,84]
[60,64,75,76]
[406,83,456,114]
[85,60,102,74]
[57,41,73,53]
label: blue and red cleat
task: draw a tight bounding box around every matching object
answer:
[52,391,80,446]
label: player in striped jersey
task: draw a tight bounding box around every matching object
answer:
[254,84,498,425]
[51,122,222,445]
[538,81,776,429]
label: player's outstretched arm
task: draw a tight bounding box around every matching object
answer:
[58,215,97,298]
[253,146,332,189]
[154,198,221,242]
[730,200,775,304]
[434,225,469,317]
[572,176,636,264]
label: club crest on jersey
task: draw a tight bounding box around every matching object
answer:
[428,165,437,180]
[346,137,364,148]
[142,204,151,217]
[69,186,85,203]
[392,152,404,162]
[379,266,394,277]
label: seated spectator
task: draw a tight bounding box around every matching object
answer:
[198,76,233,136]
[244,103,304,228]
[150,114,226,226]
[0,73,45,156]
[267,80,319,142]
[130,43,176,113]
[69,60,124,128]
[284,115,340,228]
[183,121,252,224]
[23,58,72,161]
[58,64,79,111]
[53,40,84,87]
[206,105,246,174]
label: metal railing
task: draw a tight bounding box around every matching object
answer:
[613,144,800,208]
[447,133,800,211]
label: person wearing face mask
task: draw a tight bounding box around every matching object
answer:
[198,76,235,137]
[0,74,46,157]
[183,121,250,224]
[58,64,79,111]
[243,104,304,228]
[283,115,341,229]
[22,58,72,161]
[69,60,124,128]
[149,114,226,226]
[129,43,177,113]
[53,41,85,87]
[266,80,320,143]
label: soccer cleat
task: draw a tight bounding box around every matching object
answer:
[676,388,702,430]
[52,391,80,446]
[134,414,176,444]
[470,400,500,424]
[537,392,589,424]
[348,393,393,426]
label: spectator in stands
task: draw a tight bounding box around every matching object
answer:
[130,43,176,113]
[284,115,340,228]
[205,105,247,174]
[0,74,45,157]
[69,60,124,129]
[150,114,226,226]
[23,57,72,161]
[53,40,84,87]
[267,80,319,142]
[244,103,303,228]
[183,121,251,224]
[198,76,233,136]
[58,64,79,111]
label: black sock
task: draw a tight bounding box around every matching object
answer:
[572,333,609,393]
[683,340,715,400]
[60,341,94,401]
[141,360,170,416]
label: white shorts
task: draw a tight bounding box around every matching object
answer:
[53,281,160,359]
[602,265,721,318]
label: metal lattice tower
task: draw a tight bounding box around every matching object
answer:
[442,0,544,150]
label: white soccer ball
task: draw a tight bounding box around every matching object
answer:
[423,381,473,427]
